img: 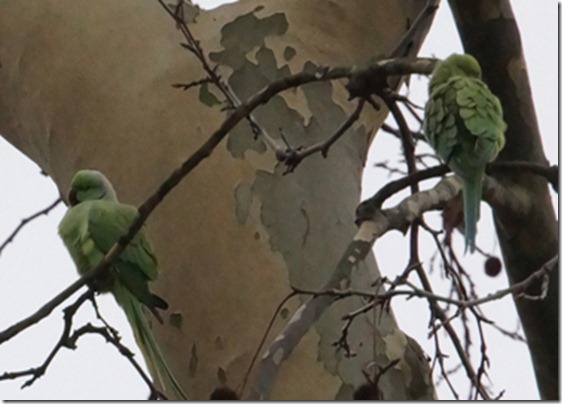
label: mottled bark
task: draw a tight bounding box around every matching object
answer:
[0,0,436,399]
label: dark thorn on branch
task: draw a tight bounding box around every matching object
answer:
[179,42,196,52]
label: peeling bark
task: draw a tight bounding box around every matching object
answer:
[0,0,436,399]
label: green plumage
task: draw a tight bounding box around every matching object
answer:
[58,169,187,399]
[423,54,506,253]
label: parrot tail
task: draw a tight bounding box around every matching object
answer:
[113,283,188,400]
[461,171,483,254]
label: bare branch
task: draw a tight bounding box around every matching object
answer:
[0,289,168,399]
[357,164,449,219]
[380,123,425,142]
[357,158,553,226]
[71,323,167,400]
[275,99,366,173]
[291,255,553,309]
[0,55,442,347]
[289,254,554,400]
[487,161,559,193]
[0,198,62,256]
[171,77,214,91]
[0,276,90,344]
[0,290,92,387]
[243,176,461,399]
[246,174,556,400]
[346,58,437,99]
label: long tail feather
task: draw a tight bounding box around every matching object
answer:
[461,170,483,254]
[113,283,188,399]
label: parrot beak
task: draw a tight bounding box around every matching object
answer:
[67,188,78,206]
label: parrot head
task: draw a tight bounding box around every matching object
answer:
[67,169,118,206]
[429,53,482,92]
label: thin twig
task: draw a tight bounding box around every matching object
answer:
[0,58,440,346]
[71,323,167,399]
[332,299,376,358]
[275,99,366,173]
[431,323,460,399]
[0,198,62,256]
[158,0,279,149]
[0,275,91,344]
[291,256,552,309]
[0,290,93,387]
[381,123,425,142]
[290,254,556,399]
[0,288,167,399]
[355,165,450,224]
[171,77,214,91]
[238,291,298,397]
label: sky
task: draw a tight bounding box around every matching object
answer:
[0,0,558,400]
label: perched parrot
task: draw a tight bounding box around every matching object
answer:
[58,169,187,399]
[423,53,506,253]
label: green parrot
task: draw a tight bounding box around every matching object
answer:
[423,53,506,253]
[58,169,187,399]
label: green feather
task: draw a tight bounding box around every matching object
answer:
[59,169,187,399]
[113,281,185,399]
[423,54,506,253]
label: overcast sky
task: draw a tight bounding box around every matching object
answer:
[0,0,557,400]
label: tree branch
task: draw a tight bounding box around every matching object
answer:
[291,254,554,309]
[275,98,366,173]
[0,56,441,346]
[0,289,168,399]
[487,161,558,193]
[448,1,558,398]
[243,176,462,399]
[0,290,92,386]
[0,198,62,256]
[357,159,555,225]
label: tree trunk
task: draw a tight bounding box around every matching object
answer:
[0,0,435,399]
[448,0,558,399]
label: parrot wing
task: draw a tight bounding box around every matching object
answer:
[424,69,506,254]
[455,78,506,163]
[86,202,185,397]
[81,200,168,317]
[424,76,506,170]
[423,79,460,162]
[59,170,187,398]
